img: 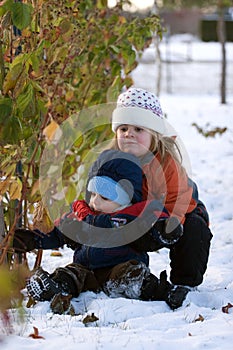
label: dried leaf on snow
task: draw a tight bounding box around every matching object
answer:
[222,303,233,314]
[29,326,45,339]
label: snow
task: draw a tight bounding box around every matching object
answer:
[135,35,233,95]
[1,37,233,349]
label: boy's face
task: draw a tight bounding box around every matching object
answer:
[89,192,120,213]
[116,124,152,157]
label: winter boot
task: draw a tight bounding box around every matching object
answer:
[26,267,63,301]
[49,263,101,314]
[140,270,171,301]
[51,262,101,295]
[165,285,190,310]
[104,260,150,299]
[141,270,190,310]
[51,264,88,297]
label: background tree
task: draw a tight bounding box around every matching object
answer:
[158,0,232,104]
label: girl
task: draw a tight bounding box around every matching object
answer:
[110,87,213,288]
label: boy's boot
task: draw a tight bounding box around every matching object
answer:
[104,260,150,299]
[140,270,190,310]
[26,264,88,302]
[26,267,63,301]
[50,263,101,314]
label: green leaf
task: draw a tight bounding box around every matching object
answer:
[11,2,33,30]
[29,53,40,73]
[22,126,33,140]
[0,98,13,120]
[65,181,77,204]
[59,19,72,34]
[3,62,23,94]
[2,115,22,143]
[17,83,36,118]
[109,45,120,54]
[96,0,108,9]
[0,0,13,17]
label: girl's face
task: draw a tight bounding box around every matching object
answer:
[116,124,152,157]
[89,193,120,213]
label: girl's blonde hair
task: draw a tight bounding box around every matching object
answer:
[108,129,183,167]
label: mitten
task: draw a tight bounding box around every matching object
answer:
[155,216,183,245]
[13,229,37,252]
[62,234,81,250]
[130,230,164,252]
[130,217,183,252]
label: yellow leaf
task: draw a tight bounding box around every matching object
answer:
[0,269,12,298]
[0,178,10,196]
[9,178,22,200]
[0,265,28,311]
[22,28,31,37]
[3,163,16,177]
[43,119,61,143]
[33,201,54,233]
[119,16,127,24]
[50,250,63,257]
[65,90,74,102]
[31,179,40,196]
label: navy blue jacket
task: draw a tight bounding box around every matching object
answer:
[34,199,170,269]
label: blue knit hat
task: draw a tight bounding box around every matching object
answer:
[86,150,143,205]
[87,175,131,206]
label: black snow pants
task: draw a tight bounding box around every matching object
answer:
[169,212,213,287]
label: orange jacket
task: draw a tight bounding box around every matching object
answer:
[142,153,197,224]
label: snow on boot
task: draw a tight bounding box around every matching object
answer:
[26,267,62,301]
[104,260,150,299]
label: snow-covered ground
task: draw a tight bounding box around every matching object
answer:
[1,37,233,349]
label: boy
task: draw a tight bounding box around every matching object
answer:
[14,150,185,313]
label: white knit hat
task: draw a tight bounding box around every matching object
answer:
[112,87,174,136]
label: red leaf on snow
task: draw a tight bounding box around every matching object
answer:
[29,326,45,339]
[222,303,233,314]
